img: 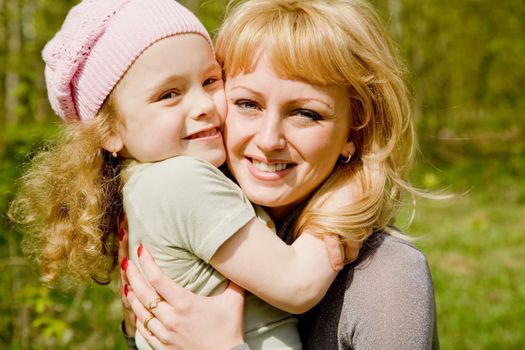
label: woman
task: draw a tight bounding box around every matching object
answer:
[123,0,439,348]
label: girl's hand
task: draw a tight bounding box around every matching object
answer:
[118,212,136,337]
[319,182,364,267]
[125,246,245,350]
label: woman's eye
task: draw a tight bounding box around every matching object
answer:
[203,78,218,86]
[293,109,322,121]
[159,90,180,100]
[234,99,260,110]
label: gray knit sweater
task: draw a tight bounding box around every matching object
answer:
[233,231,439,350]
[297,232,439,349]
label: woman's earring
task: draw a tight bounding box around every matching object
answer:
[341,154,352,164]
[112,152,117,158]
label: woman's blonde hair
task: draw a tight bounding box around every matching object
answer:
[8,94,122,285]
[217,0,423,243]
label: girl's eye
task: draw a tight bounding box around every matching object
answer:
[293,109,322,121]
[234,99,260,110]
[159,90,180,100]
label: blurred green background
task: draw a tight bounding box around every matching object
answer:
[1,0,524,349]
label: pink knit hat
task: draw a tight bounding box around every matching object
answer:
[43,0,213,122]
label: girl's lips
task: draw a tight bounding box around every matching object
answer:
[245,157,295,180]
[185,127,221,141]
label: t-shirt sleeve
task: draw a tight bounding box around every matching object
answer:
[125,156,255,263]
[342,237,437,349]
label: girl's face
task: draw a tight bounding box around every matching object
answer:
[111,34,227,166]
[224,56,354,221]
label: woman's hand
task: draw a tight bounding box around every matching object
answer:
[118,213,136,337]
[125,246,245,350]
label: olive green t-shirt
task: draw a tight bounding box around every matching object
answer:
[122,156,301,350]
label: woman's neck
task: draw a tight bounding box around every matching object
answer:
[263,206,293,227]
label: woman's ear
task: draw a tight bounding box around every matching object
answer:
[340,139,356,160]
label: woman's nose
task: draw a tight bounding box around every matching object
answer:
[256,111,286,151]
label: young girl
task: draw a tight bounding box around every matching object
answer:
[9,1,357,349]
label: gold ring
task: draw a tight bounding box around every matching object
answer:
[143,314,155,332]
[147,297,163,312]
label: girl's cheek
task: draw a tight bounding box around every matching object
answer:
[212,89,227,122]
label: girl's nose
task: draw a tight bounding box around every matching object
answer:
[190,89,215,120]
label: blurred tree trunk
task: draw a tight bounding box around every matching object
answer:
[388,0,402,40]
[0,0,6,128]
[5,0,20,126]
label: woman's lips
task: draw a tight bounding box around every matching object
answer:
[246,157,295,180]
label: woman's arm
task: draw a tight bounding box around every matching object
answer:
[125,249,246,350]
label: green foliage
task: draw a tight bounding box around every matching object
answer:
[0,124,127,349]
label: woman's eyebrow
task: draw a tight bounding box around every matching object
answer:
[228,85,264,99]
[229,85,335,112]
[291,97,334,112]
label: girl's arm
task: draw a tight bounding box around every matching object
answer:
[211,219,339,313]
[128,157,353,314]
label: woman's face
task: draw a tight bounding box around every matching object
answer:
[224,56,354,221]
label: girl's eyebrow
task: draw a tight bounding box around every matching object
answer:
[204,61,222,74]
[147,61,222,92]
[148,74,184,90]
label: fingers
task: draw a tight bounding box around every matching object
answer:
[118,211,130,302]
[128,290,178,350]
[324,234,344,271]
[126,260,179,327]
[137,246,192,305]
[118,211,129,259]
[343,239,363,264]
[126,260,163,313]
[222,281,245,299]
[216,282,245,313]
[117,213,136,335]
[136,320,173,350]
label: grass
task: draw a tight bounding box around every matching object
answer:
[404,133,525,349]
[1,121,524,349]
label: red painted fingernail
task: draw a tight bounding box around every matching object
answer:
[134,315,137,323]
[137,243,143,257]
[124,284,129,297]
[121,257,128,271]
[118,227,126,241]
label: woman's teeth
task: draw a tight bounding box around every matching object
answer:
[252,159,289,172]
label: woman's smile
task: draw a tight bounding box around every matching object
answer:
[224,54,354,220]
[247,156,296,179]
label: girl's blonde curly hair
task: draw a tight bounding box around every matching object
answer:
[217,0,432,244]
[9,94,122,285]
